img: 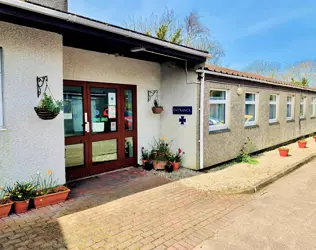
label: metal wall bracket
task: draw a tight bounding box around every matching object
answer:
[148,90,158,102]
[37,76,48,97]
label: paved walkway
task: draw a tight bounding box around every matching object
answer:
[0,168,249,250]
[195,158,316,249]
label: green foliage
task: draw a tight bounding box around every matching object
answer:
[0,185,10,204]
[38,93,63,114]
[291,77,309,87]
[236,137,258,165]
[171,28,182,44]
[141,147,150,161]
[6,182,36,201]
[153,99,163,108]
[156,24,168,40]
[32,171,58,196]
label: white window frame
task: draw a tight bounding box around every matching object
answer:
[209,89,228,131]
[0,47,4,130]
[311,97,316,118]
[286,96,295,121]
[300,96,306,119]
[269,94,279,123]
[245,92,258,127]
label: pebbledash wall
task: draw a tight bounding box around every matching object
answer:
[0,21,65,185]
[63,47,162,166]
[203,75,316,168]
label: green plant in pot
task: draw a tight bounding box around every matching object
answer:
[32,170,70,209]
[152,137,172,170]
[152,99,163,114]
[34,93,63,120]
[0,185,13,218]
[6,182,36,214]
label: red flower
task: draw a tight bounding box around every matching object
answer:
[178,148,182,154]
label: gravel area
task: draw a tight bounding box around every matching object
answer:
[179,137,316,193]
[148,167,203,181]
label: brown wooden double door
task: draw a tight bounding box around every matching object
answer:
[63,80,137,180]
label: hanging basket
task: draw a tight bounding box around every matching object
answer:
[34,107,59,120]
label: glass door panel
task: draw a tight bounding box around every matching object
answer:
[124,90,133,131]
[65,143,84,167]
[63,86,84,137]
[90,88,117,133]
[92,139,118,163]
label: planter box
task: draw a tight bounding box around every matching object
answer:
[153,161,167,170]
[0,201,13,218]
[33,187,70,209]
[14,200,29,214]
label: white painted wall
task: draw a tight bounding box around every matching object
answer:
[0,21,64,186]
[63,47,161,163]
[160,64,199,169]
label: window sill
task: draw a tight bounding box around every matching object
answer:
[286,119,295,123]
[209,128,230,134]
[245,125,259,129]
[269,121,279,126]
[300,117,306,121]
[311,117,316,120]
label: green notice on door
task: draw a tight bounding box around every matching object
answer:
[101,117,108,122]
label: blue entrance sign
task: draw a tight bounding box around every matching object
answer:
[173,106,192,115]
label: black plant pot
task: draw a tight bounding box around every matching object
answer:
[144,161,154,171]
[165,162,173,173]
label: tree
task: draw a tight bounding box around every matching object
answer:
[243,60,281,78]
[282,60,316,86]
[123,9,225,65]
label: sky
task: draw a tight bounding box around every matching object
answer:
[68,0,316,70]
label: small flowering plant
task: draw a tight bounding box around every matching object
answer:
[5,182,36,201]
[33,170,59,196]
[174,148,185,163]
[0,185,11,205]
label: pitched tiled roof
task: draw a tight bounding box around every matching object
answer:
[205,65,316,92]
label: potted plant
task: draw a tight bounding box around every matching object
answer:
[34,93,63,120]
[152,99,163,114]
[144,160,154,171]
[165,162,174,173]
[172,148,185,171]
[33,171,70,209]
[6,182,35,214]
[152,137,171,170]
[298,139,307,148]
[278,147,289,157]
[141,147,150,165]
[0,185,13,218]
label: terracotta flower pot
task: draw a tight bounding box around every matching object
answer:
[33,187,70,209]
[153,161,167,170]
[278,148,289,157]
[0,200,14,218]
[314,136,316,142]
[152,107,163,114]
[298,141,307,148]
[173,162,181,171]
[142,160,148,165]
[14,200,30,214]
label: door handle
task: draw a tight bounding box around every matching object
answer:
[84,112,90,133]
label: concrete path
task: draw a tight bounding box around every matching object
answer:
[194,158,316,250]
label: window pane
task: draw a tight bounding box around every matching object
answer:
[286,104,292,118]
[91,88,117,133]
[245,104,255,122]
[92,139,117,163]
[65,144,84,168]
[63,86,84,137]
[269,104,277,120]
[300,104,304,117]
[124,90,133,131]
[210,104,225,125]
[287,96,292,103]
[210,90,226,100]
[245,93,255,102]
[125,137,134,158]
[270,95,277,102]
